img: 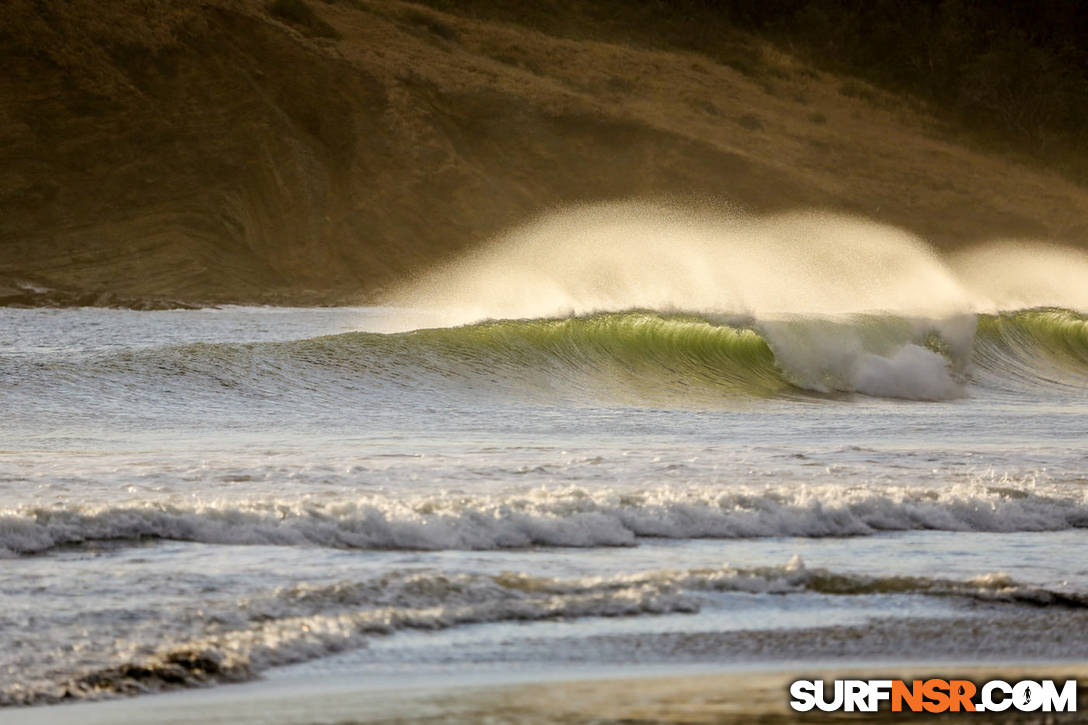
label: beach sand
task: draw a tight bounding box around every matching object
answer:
[8,663,1086,724]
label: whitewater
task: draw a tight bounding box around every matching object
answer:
[2,205,1088,709]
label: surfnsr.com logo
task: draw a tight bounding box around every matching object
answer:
[789,679,1078,713]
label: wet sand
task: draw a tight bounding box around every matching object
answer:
[8,663,1086,725]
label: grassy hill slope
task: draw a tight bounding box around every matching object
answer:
[1,0,1085,304]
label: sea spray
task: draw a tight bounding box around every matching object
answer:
[391,203,973,324]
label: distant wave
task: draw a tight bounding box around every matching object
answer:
[4,480,1086,555]
[6,308,1087,408]
[7,558,1085,705]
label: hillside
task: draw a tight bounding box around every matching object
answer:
[2,0,1086,306]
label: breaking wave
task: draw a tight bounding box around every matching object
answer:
[4,480,1087,555]
[7,308,1087,408]
[973,308,1088,392]
[7,558,1085,705]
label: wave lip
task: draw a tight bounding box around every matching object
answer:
[7,559,1085,706]
[5,481,1087,556]
[11,308,1086,408]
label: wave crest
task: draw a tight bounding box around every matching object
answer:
[8,559,1084,705]
[8,308,1088,407]
[4,480,1086,555]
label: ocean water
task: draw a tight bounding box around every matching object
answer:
[2,301,1087,708]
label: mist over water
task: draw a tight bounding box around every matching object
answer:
[394,202,1085,321]
[950,240,1088,313]
[391,202,1086,400]
[395,203,974,322]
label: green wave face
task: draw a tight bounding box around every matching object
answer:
[378,312,792,402]
[367,308,1088,402]
[973,309,1088,392]
[312,309,979,402]
[977,308,1088,365]
[28,308,1088,407]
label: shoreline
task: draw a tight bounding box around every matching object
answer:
[0,276,367,310]
[7,660,1087,724]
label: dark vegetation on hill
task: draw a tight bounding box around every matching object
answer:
[419,0,1088,180]
[1,0,1085,306]
[723,0,1088,180]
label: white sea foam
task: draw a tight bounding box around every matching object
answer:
[4,481,1085,555]
[7,560,1083,705]
[756,314,976,400]
[848,344,963,400]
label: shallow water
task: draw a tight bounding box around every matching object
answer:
[2,305,1087,706]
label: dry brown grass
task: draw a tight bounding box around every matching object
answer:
[1,0,1085,304]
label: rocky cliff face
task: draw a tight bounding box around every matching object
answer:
[2,0,1086,305]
